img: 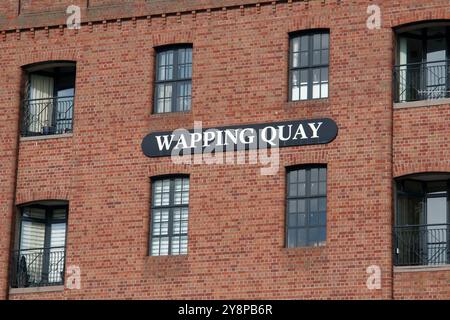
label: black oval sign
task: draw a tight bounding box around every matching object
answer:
[142,118,338,158]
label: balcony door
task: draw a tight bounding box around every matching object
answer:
[396,25,449,102]
[22,62,76,137]
[426,192,448,264]
[28,74,54,134]
[12,202,68,288]
[395,176,450,266]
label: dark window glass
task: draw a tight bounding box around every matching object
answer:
[290,31,329,101]
[395,176,450,266]
[11,203,68,288]
[287,166,327,247]
[22,63,76,137]
[154,46,192,113]
[150,176,190,256]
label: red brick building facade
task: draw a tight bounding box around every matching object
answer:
[0,0,449,300]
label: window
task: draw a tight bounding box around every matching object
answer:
[394,23,450,102]
[154,46,192,113]
[289,31,329,101]
[150,176,190,256]
[10,201,68,288]
[286,166,327,247]
[394,174,450,266]
[21,62,76,137]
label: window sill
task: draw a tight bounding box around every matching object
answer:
[20,133,73,142]
[394,98,450,109]
[394,265,450,273]
[150,111,192,117]
[287,98,329,107]
[9,285,65,295]
[283,245,326,252]
[147,254,189,259]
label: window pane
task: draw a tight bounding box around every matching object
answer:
[300,52,309,67]
[298,183,306,197]
[300,69,308,85]
[297,229,307,247]
[310,198,319,212]
[180,236,188,254]
[309,228,320,245]
[171,237,180,255]
[298,213,306,226]
[289,170,298,183]
[319,198,327,212]
[322,33,329,49]
[297,199,306,213]
[321,49,329,64]
[313,50,321,65]
[177,82,192,112]
[292,37,300,52]
[321,83,329,99]
[181,207,189,220]
[310,213,319,226]
[298,169,306,182]
[178,49,192,79]
[159,237,169,255]
[312,69,321,84]
[289,183,297,197]
[292,52,300,68]
[20,221,45,250]
[288,229,297,247]
[289,214,297,226]
[288,200,297,213]
[157,51,174,81]
[321,67,329,83]
[151,238,160,256]
[52,209,67,220]
[156,84,173,113]
[313,34,321,50]
[22,208,46,220]
[319,181,326,195]
[182,191,189,204]
[300,35,309,51]
[291,71,300,101]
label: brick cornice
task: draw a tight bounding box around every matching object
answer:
[0,0,318,33]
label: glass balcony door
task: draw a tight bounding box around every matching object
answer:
[396,25,449,102]
[426,195,448,265]
[395,177,450,266]
[12,204,68,288]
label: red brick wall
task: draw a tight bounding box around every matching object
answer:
[394,270,450,300]
[393,104,450,177]
[0,0,448,300]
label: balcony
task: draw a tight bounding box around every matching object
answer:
[393,60,450,103]
[394,224,450,267]
[10,247,66,288]
[21,97,74,137]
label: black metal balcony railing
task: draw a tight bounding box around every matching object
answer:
[21,97,74,137]
[394,224,450,267]
[393,60,450,103]
[10,247,66,288]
